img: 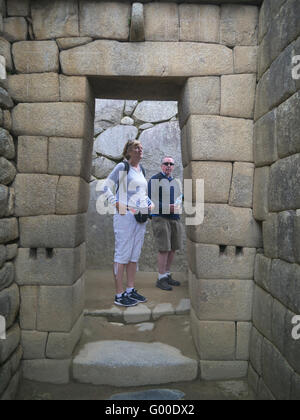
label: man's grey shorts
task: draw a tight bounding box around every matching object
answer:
[151,217,182,252]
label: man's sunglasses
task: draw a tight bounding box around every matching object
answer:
[163,162,175,166]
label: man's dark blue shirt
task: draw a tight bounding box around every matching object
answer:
[148,172,181,220]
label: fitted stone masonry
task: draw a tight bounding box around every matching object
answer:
[2,0,298,400]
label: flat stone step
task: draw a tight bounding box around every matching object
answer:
[72,340,198,387]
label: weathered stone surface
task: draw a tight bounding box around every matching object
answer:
[270,259,300,314]
[56,176,90,215]
[278,211,296,263]
[73,340,198,386]
[184,162,232,204]
[12,103,93,139]
[295,210,300,265]
[179,4,220,43]
[0,87,14,109]
[0,283,19,329]
[46,314,84,359]
[144,3,179,41]
[3,17,27,42]
[253,166,269,221]
[152,303,174,321]
[31,0,79,39]
[192,318,236,360]
[0,185,8,218]
[189,274,254,321]
[0,244,6,268]
[5,244,17,261]
[79,1,130,40]
[3,111,12,132]
[94,99,125,135]
[60,41,234,77]
[120,116,134,125]
[17,136,48,174]
[133,101,178,123]
[21,330,48,360]
[48,137,93,182]
[7,0,30,16]
[284,310,300,374]
[269,154,300,212]
[57,37,93,51]
[276,91,300,159]
[188,241,256,280]
[94,125,138,160]
[254,110,278,167]
[220,5,259,46]
[263,213,279,259]
[221,74,256,119]
[185,116,253,163]
[37,276,84,333]
[130,2,144,42]
[229,162,254,208]
[0,324,20,365]
[8,73,60,103]
[16,243,85,287]
[236,322,252,360]
[0,262,14,292]
[254,253,271,292]
[252,285,273,341]
[187,204,262,248]
[0,128,15,159]
[179,77,220,128]
[200,361,248,381]
[124,304,152,324]
[124,100,138,117]
[0,56,6,81]
[14,174,58,217]
[0,218,18,244]
[249,326,263,376]
[234,46,258,73]
[20,214,86,248]
[91,156,115,180]
[12,41,59,73]
[271,298,287,355]
[19,286,38,330]
[291,373,300,401]
[139,122,182,179]
[262,338,294,400]
[0,38,13,73]
[59,75,93,111]
[22,359,71,384]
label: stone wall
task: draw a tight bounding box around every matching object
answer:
[249,0,300,400]
[179,6,261,380]
[0,0,22,400]
[1,0,264,387]
[87,98,187,272]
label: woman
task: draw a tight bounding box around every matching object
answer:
[100,140,153,307]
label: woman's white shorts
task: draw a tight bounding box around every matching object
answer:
[113,212,147,265]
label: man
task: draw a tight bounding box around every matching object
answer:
[148,156,183,291]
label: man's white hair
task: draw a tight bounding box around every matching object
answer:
[161,156,175,164]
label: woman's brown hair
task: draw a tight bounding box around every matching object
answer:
[122,140,141,160]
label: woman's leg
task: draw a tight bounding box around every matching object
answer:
[114,262,126,295]
[126,262,137,289]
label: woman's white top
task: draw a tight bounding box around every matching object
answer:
[100,162,152,211]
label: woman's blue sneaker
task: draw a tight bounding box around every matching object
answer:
[114,292,138,307]
[127,289,147,303]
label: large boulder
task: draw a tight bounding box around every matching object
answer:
[94,99,125,136]
[133,101,178,123]
[94,125,138,160]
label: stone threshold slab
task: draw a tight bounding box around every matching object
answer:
[84,298,191,324]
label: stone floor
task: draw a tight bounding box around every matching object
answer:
[16,270,256,400]
[17,378,255,400]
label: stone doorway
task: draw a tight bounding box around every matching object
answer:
[8,2,261,386]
